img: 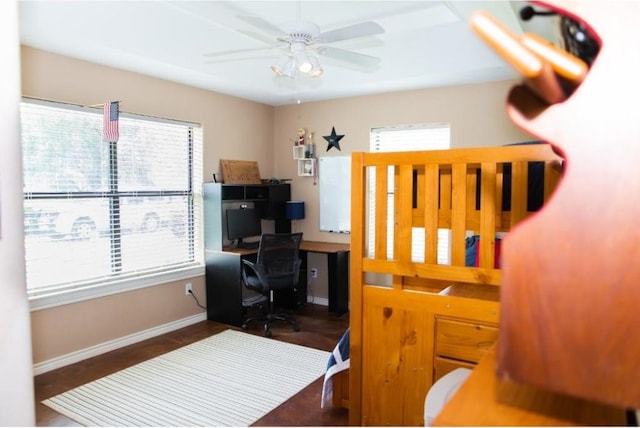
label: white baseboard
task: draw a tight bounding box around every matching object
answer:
[33,312,207,375]
[308,296,328,306]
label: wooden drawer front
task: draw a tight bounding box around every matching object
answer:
[435,317,498,363]
[433,356,475,383]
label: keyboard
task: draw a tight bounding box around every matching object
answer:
[237,241,260,250]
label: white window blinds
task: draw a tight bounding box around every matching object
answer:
[369,123,451,264]
[21,98,203,299]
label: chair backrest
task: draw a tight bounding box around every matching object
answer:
[256,233,303,277]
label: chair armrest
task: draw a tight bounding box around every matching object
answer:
[241,259,269,290]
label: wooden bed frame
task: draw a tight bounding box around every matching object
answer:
[326,3,640,424]
[340,144,563,425]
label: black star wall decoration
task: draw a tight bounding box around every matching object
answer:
[323,126,345,152]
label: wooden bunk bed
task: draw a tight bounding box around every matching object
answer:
[327,2,640,426]
[342,143,564,426]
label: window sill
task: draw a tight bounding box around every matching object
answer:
[29,264,205,311]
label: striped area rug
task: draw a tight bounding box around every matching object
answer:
[43,329,330,426]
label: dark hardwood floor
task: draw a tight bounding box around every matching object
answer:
[34,303,350,427]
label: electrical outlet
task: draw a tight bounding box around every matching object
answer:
[185,282,192,296]
[310,268,318,279]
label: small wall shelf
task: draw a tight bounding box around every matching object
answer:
[293,145,315,176]
[297,158,315,177]
[293,145,306,160]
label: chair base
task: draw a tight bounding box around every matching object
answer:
[242,312,300,338]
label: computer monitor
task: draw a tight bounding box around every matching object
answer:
[226,207,262,248]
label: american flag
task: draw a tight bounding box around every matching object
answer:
[103,101,119,142]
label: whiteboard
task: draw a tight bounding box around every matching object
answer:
[319,156,351,233]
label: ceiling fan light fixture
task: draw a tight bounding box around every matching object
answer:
[296,51,312,73]
[270,56,289,76]
[309,56,323,78]
[283,57,298,79]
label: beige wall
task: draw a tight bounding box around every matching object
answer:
[30,278,205,364]
[22,46,533,368]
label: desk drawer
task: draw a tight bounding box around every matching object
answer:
[435,317,498,363]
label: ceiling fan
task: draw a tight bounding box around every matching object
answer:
[204,11,385,79]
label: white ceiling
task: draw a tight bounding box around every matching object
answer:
[18,1,556,107]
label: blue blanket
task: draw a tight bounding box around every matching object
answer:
[321,328,350,408]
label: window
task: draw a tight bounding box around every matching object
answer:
[21,98,203,308]
[369,123,451,263]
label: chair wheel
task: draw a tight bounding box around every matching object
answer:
[293,325,300,332]
[241,323,248,330]
[264,326,272,338]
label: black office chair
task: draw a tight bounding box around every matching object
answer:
[241,232,303,337]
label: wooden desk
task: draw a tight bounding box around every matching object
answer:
[433,344,627,426]
[300,240,349,253]
[205,240,350,326]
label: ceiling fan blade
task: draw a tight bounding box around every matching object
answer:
[204,54,275,65]
[236,29,278,46]
[204,46,276,59]
[237,15,287,38]
[317,46,381,68]
[317,21,385,44]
